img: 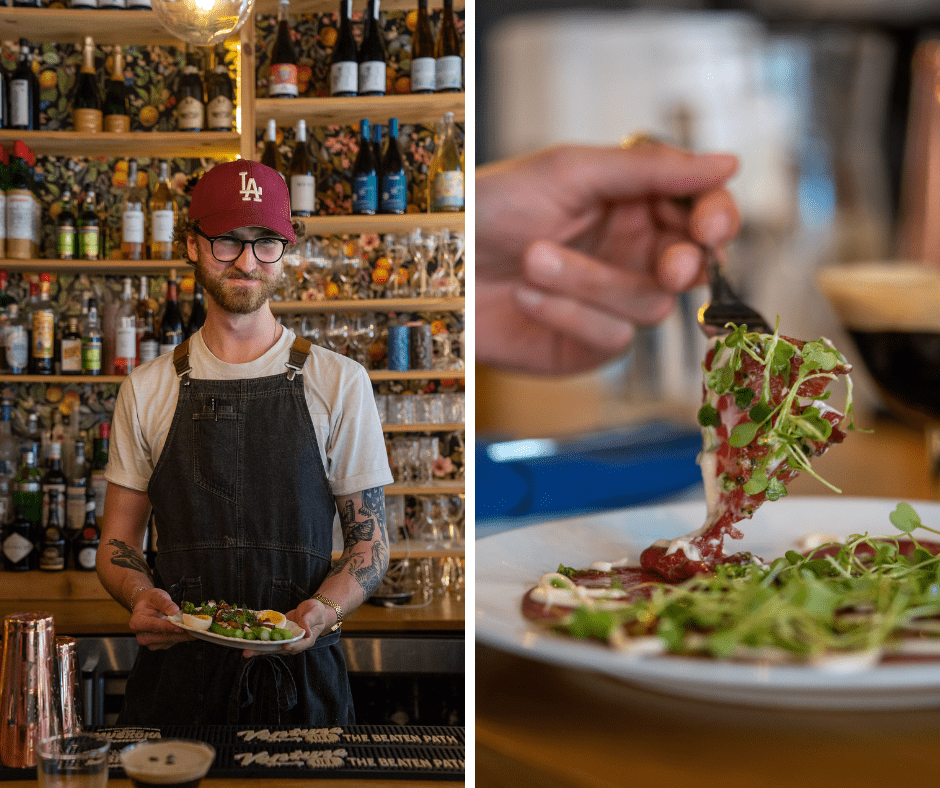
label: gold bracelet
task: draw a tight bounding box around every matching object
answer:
[129,586,149,612]
[312,593,343,632]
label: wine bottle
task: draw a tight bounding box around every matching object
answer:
[77,189,99,261]
[31,272,55,376]
[260,118,284,176]
[289,119,315,217]
[60,316,82,376]
[434,0,462,93]
[0,67,8,131]
[138,304,158,365]
[357,0,386,97]
[352,118,378,216]
[57,189,77,261]
[72,36,102,133]
[428,111,464,212]
[205,43,234,131]
[372,122,384,203]
[410,0,435,94]
[114,277,136,376]
[177,46,205,133]
[81,297,102,376]
[4,304,27,375]
[330,0,357,97]
[150,160,177,260]
[10,40,39,131]
[6,142,32,260]
[186,283,206,337]
[269,0,298,98]
[381,117,407,215]
[159,276,184,354]
[103,45,130,133]
[120,159,146,260]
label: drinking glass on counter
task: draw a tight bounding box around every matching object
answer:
[37,733,111,788]
[119,739,215,788]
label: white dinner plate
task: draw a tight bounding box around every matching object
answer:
[476,496,940,710]
[166,614,305,652]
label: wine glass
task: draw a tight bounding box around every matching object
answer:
[349,312,377,366]
[324,312,350,355]
[382,233,409,298]
[408,229,438,297]
[430,229,464,297]
[336,241,363,300]
[433,332,463,371]
[301,313,326,347]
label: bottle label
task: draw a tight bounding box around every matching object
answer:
[122,209,145,243]
[0,192,7,240]
[73,108,103,133]
[433,171,465,209]
[330,61,358,95]
[352,174,378,214]
[91,471,107,518]
[411,57,436,92]
[207,95,233,130]
[32,311,54,360]
[139,338,159,364]
[40,544,65,571]
[79,226,99,259]
[58,226,76,259]
[3,532,31,565]
[82,338,102,374]
[435,55,462,91]
[6,326,27,372]
[269,63,298,97]
[77,545,97,571]
[104,114,131,133]
[177,96,204,131]
[10,81,29,127]
[358,61,386,94]
[66,485,86,533]
[381,172,407,214]
[116,317,136,360]
[151,209,175,244]
[290,173,315,214]
[7,192,31,241]
[61,338,82,373]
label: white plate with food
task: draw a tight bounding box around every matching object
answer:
[476,496,940,710]
[167,609,305,652]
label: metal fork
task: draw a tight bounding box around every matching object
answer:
[697,249,772,337]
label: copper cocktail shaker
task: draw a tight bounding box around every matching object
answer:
[0,612,59,768]
[53,636,83,737]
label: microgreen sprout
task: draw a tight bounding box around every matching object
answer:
[551,504,940,663]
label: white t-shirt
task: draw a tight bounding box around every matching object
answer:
[105,326,393,498]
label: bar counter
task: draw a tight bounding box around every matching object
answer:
[477,415,940,787]
[0,572,464,634]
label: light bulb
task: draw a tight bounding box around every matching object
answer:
[153,0,254,46]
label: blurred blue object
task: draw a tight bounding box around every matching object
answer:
[476,420,703,521]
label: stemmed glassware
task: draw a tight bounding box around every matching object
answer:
[348,312,377,367]
[324,312,350,356]
[433,333,463,371]
[430,229,464,297]
[383,233,410,298]
[336,239,363,299]
[299,313,326,347]
[408,229,439,297]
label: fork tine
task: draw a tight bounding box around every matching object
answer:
[698,256,772,336]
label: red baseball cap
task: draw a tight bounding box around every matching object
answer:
[188,160,296,243]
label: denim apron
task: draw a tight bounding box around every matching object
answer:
[118,336,355,726]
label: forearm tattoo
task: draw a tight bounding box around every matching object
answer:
[107,539,154,585]
[331,487,389,596]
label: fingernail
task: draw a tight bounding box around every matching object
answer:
[527,243,564,279]
[516,287,545,309]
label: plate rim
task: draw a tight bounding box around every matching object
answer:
[167,614,304,652]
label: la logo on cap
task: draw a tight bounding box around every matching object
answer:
[239,170,262,203]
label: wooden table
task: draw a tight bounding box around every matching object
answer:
[476,415,940,788]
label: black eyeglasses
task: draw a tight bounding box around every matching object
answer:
[195,227,288,264]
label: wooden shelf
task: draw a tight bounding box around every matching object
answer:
[369,369,463,381]
[299,212,464,235]
[339,543,464,561]
[385,482,464,495]
[0,131,241,160]
[0,8,182,45]
[0,374,123,384]
[0,258,185,274]
[254,0,465,15]
[270,297,464,314]
[382,423,463,432]
[255,93,465,128]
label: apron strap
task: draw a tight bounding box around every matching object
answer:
[173,338,193,385]
[228,654,299,724]
[285,336,312,380]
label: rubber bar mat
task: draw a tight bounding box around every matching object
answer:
[0,724,465,781]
